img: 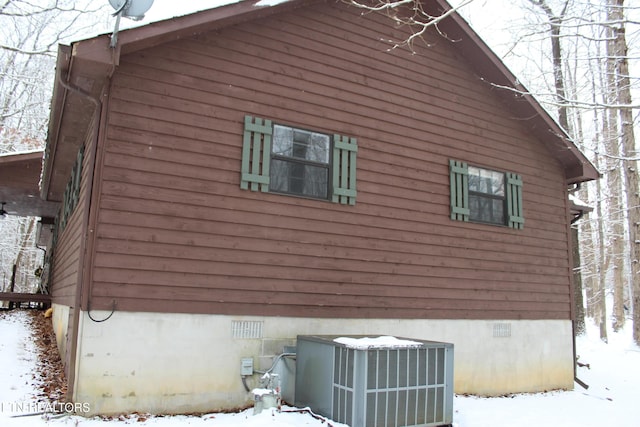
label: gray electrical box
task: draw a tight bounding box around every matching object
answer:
[241,357,254,376]
[295,335,454,427]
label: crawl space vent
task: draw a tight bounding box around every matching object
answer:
[493,323,512,338]
[231,320,263,339]
[295,335,454,427]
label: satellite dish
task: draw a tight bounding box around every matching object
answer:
[108,0,154,21]
[108,0,154,48]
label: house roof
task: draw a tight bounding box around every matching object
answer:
[0,150,59,217]
[43,0,598,206]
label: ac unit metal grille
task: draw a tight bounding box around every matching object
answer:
[327,342,453,427]
[333,347,355,426]
[363,348,447,426]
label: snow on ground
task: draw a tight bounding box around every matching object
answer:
[454,322,640,426]
[1,310,639,426]
[0,310,41,415]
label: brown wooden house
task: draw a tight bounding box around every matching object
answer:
[40,0,598,415]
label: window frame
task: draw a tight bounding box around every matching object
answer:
[467,165,507,226]
[269,123,333,201]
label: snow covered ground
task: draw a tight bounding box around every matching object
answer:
[1,309,638,426]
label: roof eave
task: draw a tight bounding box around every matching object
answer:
[42,44,72,201]
[0,151,60,217]
[43,40,111,203]
[113,0,323,56]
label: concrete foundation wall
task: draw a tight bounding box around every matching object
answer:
[51,303,70,363]
[71,310,574,415]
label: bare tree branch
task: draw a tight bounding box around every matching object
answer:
[344,0,476,49]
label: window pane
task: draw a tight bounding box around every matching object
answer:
[273,125,329,163]
[270,159,328,198]
[272,125,293,157]
[469,194,504,224]
[468,166,504,196]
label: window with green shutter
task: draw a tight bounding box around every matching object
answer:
[55,145,85,244]
[241,115,357,204]
[449,159,523,229]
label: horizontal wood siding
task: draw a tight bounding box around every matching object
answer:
[91,3,572,320]
[50,121,94,307]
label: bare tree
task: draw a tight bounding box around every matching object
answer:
[605,0,640,343]
[528,0,571,130]
[0,0,107,295]
[526,0,594,337]
[476,0,639,342]
[0,1,106,140]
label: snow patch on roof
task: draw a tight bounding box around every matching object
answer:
[255,0,291,6]
[334,336,422,349]
[0,149,43,158]
[569,193,589,207]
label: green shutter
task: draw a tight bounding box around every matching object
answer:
[241,115,272,192]
[71,145,84,209]
[55,145,85,239]
[506,173,524,229]
[62,179,72,229]
[449,159,469,221]
[332,134,357,205]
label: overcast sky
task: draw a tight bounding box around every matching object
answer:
[118,0,512,32]
[127,0,240,23]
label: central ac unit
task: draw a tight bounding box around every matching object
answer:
[295,335,454,427]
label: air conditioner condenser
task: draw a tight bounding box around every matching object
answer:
[295,335,454,427]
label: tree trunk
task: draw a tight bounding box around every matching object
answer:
[13,217,36,293]
[580,207,597,320]
[8,264,17,309]
[529,0,590,334]
[605,0,627,332]
[610,0,640,344]
[572,225,586,335]
[594,148,609,343]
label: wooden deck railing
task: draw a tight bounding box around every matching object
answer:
[0,292,51,304]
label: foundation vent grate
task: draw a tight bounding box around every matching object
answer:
[493,323,512,338]
[231,320,263,339]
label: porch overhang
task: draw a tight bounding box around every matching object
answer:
[0,150,58,218]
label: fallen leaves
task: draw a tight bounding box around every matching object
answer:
[26,309,67,409]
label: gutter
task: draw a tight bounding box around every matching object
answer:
[41,45,72,201]
[567,183,589,390]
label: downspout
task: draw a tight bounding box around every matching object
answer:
[80,81,116,323]
[569,183,585,226]
[79,47,119,320]
[56,70,102,404]
[571,211,584,225]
